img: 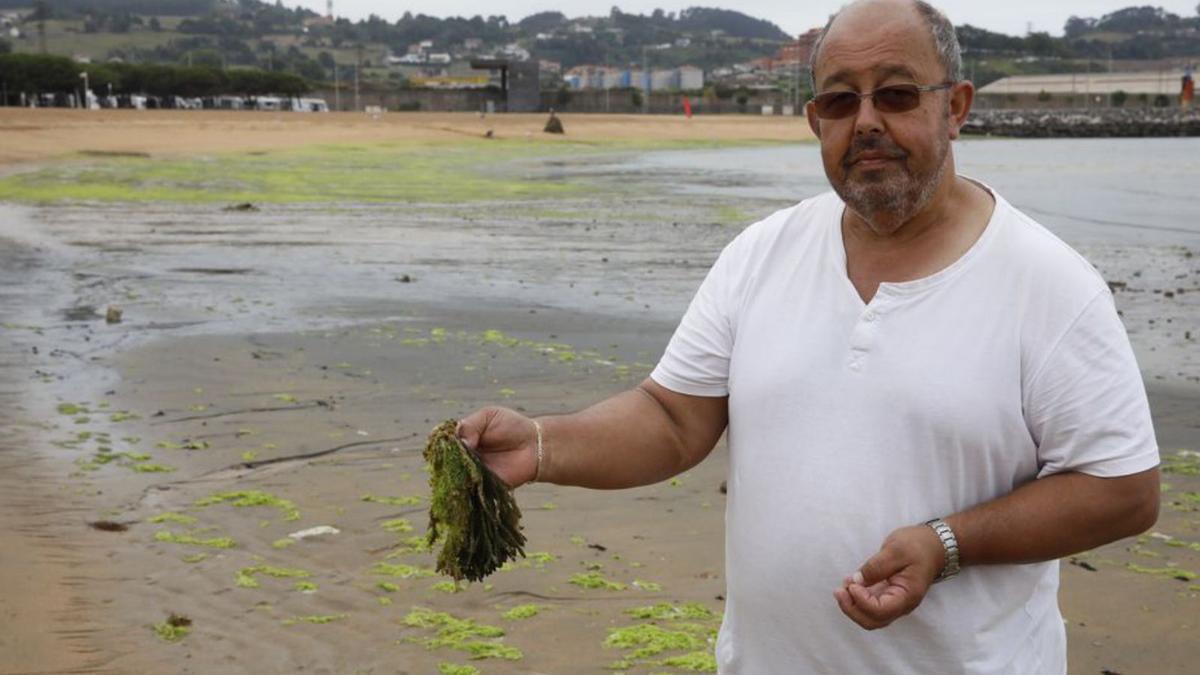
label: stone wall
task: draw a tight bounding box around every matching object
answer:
[963,108,1200,137]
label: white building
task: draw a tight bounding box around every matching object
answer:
[979,71,1192,96]
[678,66,704,91]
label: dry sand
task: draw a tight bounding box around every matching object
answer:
[0,112,1196,675]
[0,109,815,167]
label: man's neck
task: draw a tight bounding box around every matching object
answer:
[841,174,995,303]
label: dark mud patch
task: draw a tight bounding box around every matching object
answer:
[88,520,130,532]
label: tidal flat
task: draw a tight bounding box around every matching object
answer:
[0,122,1197,674]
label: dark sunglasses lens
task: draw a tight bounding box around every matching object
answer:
[873,85,921,113]
[815,92,859,119]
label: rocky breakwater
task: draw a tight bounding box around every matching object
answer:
[963,108,1200,138]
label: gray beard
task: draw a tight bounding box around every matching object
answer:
[834,139,950,231]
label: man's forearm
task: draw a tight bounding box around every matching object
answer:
[945,468,1160,567]
[536,385,723,490]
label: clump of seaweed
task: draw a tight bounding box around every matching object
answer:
[403,607,522,661]
[194,489,300,521]
[625,603,716,622]
[424,420,525,582]
[502,604,542,620]
[152,613,192,642]
[154,530,236,549]
[282,614,346,626]
[569,572,627,591]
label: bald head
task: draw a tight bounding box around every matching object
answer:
[808,0,962,91]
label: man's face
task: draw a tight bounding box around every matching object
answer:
[807,3,955,229]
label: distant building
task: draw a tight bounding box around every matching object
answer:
[564,65,705,92]
[979,71,1193,96]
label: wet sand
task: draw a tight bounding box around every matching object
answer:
[1,117,1197,674]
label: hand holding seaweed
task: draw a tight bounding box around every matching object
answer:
[424,420,527,582]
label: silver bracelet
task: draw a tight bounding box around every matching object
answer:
[531,419,544,483]
[924,518,961,582]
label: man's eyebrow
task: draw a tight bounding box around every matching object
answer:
[819,64,921,91]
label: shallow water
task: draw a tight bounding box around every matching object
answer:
[619,138,1200,246]
[1,138,1197,396]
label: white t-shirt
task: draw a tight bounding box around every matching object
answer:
[651,186,1159,674]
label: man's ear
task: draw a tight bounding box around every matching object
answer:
[947,81,975,140]
[806,101,821,138]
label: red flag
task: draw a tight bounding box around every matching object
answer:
[682,96,693,118]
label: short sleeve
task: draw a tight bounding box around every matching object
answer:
[1025,290,1160,478]
[650,239,746,397]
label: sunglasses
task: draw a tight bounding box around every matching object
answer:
[810,82,955,120]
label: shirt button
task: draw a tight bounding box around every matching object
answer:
[864,310,877,322]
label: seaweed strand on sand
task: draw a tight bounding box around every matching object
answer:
[424,420,526,582]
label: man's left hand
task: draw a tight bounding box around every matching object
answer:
[833,524,946,630]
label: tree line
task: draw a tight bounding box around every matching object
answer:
[0,53,309,97]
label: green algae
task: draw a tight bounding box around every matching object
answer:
[438,664,480,675]
[381,518,415,533]
[57,402,88,415]
[132,463,175,473]
[373,562,436,579]
[363,494,422,507]
[109,411,139,422]
[431,581,463,594]
[152,614,192,642]
[294,581,318,592]
[149,512,197,525]
[182,553,210,563]
[424,420,525,583]
[377,582,401,593]
[502,604,542,620]
[403,607,521,661]
[0,139,604,205]
[570,572,627,591]
[154,530,235,549]
[194,489,300,521]
[1163,451,1200,476]
[236,564,311,589]
[660,651,719,672]
[632,579,664,592]
[157,439,209,450]
[1127,563,1198,581]
[282,614,347,626]
[605,623,708,658]
[272,538,294,549]
[626,603,716,622]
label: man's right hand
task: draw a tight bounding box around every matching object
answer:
[458,380,727,491]
[457,407,540,488]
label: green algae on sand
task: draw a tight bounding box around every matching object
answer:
[152,613,192,643]
[424,420,525,582]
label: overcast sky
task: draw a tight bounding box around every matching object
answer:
[291,1,1200,37]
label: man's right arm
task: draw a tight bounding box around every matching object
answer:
[457,378,728,490]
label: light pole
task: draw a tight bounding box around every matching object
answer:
[79,71,90,110]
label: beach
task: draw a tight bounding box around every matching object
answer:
[0,109,1196,674]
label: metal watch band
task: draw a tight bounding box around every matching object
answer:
[924,518,961,582]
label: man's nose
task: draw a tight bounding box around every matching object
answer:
[853,96,885,136]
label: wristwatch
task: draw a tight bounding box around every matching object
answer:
[924,518,961,582]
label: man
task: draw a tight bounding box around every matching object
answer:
[458,1,1161,672]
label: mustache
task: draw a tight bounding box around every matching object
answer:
[842,137,908,166]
